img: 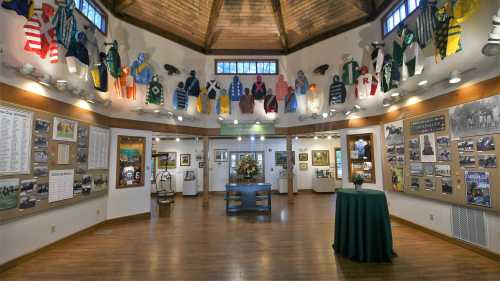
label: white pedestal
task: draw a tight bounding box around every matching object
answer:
[279,175,298,194]
[183,179,198,196]
[312,177,335,193]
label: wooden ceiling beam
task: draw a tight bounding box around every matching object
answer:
[113,0,135,14]
[205,0,224,51]
[346,0,374,15]
[270,0,288,50]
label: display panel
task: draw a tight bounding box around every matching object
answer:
[347,134,375,183]
[116,136,146,188]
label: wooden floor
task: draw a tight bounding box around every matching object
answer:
[2,192,500,281]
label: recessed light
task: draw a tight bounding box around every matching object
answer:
[449,70,461,84]
[314,136,318,140]
[418,80,428,86]
[175,137,180,142]
[218,116,224,121]
[260,136,265,141]
[322,112,328,119]
[345,110,352,116]
[237,136,242,141]
[354,104,361,109]
[234,120,239,125]
[391,92,400,97]
[250,136,255,141]
[153,109,160,113]
[330,108,337,112]
[255,121,261,125]
[155,137,160,142]
[295,136,299,140]
[327,136,332,140]
[177,116,183,121]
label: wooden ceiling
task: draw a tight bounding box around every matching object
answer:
[102,0,393,55]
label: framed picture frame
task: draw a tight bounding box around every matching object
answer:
[299,162,308,171]
[347,133,376,183]
[311,150,329,166]
[158,152,177,169]
[299,153,308,162]
[214,149,228,162]
[199,161,205,168]
[116,136,146,188]
[53,117,78,142]
[180,154,191,166]
[275,151,295,166]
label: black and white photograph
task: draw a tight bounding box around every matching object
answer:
[34,119,50,134]
[387,154,397,165]
[424,178,435,191]
[35,182,49,200]
[478,155,497,168]
[396,145,405,155]
[441,177,453,194]
[420,133,436,162]
[20,179,36,192]
[409,149,420,161]
[93,175,108,191]
[73,180,82,195]
[410,163,423,176]
[33,135,49,148]
[77,127,88,148]
[18,192,36,209]
[0,179,19,211]
[477,136,495,152]
[82,175,93,194]
[459,154,476,168]
[75,165,87,175]
[33,165,49,177]
[396,155,405,166]
[33,150,49,163]
[437,145,451,161]
[384,120,404,146]
[409,138,419,149]
[449,95,500,138]
[457,139,475,152]
[436,136,450,147]
[386,146,396,154]
[435,164,451,177]
[77,148,88,163]
[423,163,434,176]
[410,177,420,191]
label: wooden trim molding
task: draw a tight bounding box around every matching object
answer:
[390,215,500,262]
[1,75,499,136]
[0,212,151,273]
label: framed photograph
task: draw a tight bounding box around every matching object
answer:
[420,133,436,162]
[33,150,48,163]
[299,162,308,171]
[450,95,500,138]
[435,164,451,177]
[35,182,49,200]
[180,154,191,166]
[424,177,435,191]
[423,163,434,176]
[93,174,108,191]
[384,120,404,146]
[34,119,50,134]
[457,139,475,152]
[477,136,495,152]
[33,165,49,177]
[117,136,146,188]
[437,145,451,161]
[82,175,92,194]
[465,171,491,208]
[441,177,453,194]
[410,177,420,191]
[459,154,476,168]
[0,178,20,211]
[410,163,423,176]
[34,135,49,148]
[391,167,404,192]
[158,152,177,169]
[77,126,88,147]
[199,161,205,168]
[436,136,450,147]
[299,153,308,161]
[76,148,88,163]
[19,191,36,209]
[53,117,78,142]
[312,150,329,166]
[214,149,228,162]
[478,155,496,168]
[275,151,295,166]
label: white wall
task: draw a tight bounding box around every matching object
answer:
[107,128,152,220]
[340,125,384,190]
[0,196,107,265]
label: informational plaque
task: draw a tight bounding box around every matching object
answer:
[88,126,110,170]
[0,105,33,175]
[48,169,74,203]
[410,115,446,135]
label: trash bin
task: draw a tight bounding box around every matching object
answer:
[158,199,171,217]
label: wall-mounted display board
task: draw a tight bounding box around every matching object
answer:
[382,94,500,213]
[116,136,146,188]
[0,101,109,224]
[347,134,375,183]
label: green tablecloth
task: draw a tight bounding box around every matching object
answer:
[333,188,394,262]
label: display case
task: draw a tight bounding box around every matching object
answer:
[312,168,335,192]
[347,133,376,183]
[182,170,198,196]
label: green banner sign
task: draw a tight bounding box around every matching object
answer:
[220,123,275,136]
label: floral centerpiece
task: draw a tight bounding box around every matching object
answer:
[237,155,258,180]
[352,174,364,191]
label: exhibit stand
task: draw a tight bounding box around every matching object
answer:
[312,169,336,193]
[279,172,298,193]
[182,170,198,196]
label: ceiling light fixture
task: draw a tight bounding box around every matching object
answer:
[237,136,242,141]
[322,112,328,119]
[314,136,318,140]
[295,136,299,140]
[418,80,428,86]
[255,121,261,125]
[218,116,224,121]
[390,92,400,97]
[354,104,361,110]
[327,136,332,140]
[153,109,160,113]
[175,137,180,142]
[260,136,265,141]
[250,136,255,141]
[330,108,337,112]
[177,115,183,121]
[155,137,160,142]
[449,70,462,84]
[345,110,352,116]
[234,120,239,125]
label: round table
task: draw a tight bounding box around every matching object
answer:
[333,188,394,262]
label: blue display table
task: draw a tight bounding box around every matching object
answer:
[225,183,272,214]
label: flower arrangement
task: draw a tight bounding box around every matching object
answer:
[237,155,259,179]
[352,174,364,191]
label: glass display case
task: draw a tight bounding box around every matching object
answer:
[347,133,376,183]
